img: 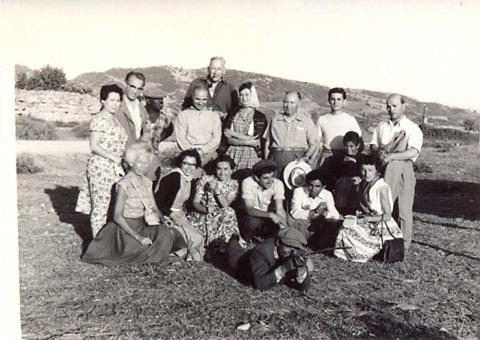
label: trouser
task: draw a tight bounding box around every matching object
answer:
[239,215,279,242]
[268,148,306,179]
[226,236,252,283]
[169,210,205,261]
[383,160,416,250]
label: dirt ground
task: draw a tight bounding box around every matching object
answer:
[17,145,480,339]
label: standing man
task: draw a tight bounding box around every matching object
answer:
[182,56,238,120]
[370,94,423,251]
[175,85,222,166]
[263,91,318,176]
[115,71,151,147]
[316,87,362,167]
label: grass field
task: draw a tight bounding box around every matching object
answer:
[17,145,480,339]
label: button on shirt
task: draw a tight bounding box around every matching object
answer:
[290,187,340,220]
[263,113,318,149]
[317,112,362,151]
[242,176,285,211]
[174,108,222,155]
[370,116,423,162]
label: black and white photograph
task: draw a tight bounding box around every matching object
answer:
[2,0,479,338]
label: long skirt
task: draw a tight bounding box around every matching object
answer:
[81,217,176,266]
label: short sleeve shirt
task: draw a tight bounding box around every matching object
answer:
[370,116,423,161]
[317,112,362,151]
[263,113,318,149]
[242,176,285,211]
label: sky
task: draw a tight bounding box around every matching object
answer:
[2,0,480,110]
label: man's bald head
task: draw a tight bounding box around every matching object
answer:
[386,94,406,123]
[283,91,301,116]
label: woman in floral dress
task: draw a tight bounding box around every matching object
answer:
[334,155,403,262]
[224,82,267,171]
[76,84,128,237]
[189,155,240,249]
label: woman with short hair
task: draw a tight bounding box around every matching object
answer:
[76,84,128,237]
[189,155,240,251]
[82,143,182,265]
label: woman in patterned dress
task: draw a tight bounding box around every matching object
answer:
[334,155,403,262]
[76,84,128,237]
[224,82,267,171]
[189,155,240,250]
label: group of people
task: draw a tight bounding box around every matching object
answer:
[76,56,423,291]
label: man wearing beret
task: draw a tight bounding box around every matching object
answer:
[227,228,313,291]
[240,159,288,243]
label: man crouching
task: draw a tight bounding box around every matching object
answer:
[227,228,314,291]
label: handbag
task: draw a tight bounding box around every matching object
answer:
[129,178,160,226]
[378,221,404,263]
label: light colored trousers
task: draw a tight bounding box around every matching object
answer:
[383,160,416,249]
[169,210,205,261]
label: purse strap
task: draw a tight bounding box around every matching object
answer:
[129,178,152,211]
[377,220,400,240]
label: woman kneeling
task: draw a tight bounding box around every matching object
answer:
[82,143,183,265]
[334,155,402,262]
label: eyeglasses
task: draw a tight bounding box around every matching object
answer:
[127,83,144,92]
[181,161,197,167]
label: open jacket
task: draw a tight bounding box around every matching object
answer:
[114,99,150,148]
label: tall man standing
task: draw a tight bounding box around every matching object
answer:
[316,87,362,166]
[263,91,318,176]
[182,56,238,120]
[370,94,423,251]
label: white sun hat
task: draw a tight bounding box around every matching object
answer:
[283,160,312,190]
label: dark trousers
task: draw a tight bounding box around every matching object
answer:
[239,215,279,242]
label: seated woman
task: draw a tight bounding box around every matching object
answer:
[82,143,183,265]
[154,149,205,261]
[224,82,267,172]
[334,155,403,262]
[189,155,240,252]
[324,131,364,215]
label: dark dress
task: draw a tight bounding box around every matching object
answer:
[81,173,176,266]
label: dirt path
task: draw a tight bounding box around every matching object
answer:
[16,140,176,154]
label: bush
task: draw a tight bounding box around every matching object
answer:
[71,121,90,139]
[420,123,477,144]
[414,161,433,174]
[60,83,93,95]
[16,115,58,140]
[16,153,43,174]
[15,72,28,89]
[25,65,67,90]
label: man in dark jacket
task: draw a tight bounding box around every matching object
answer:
[182,56,238,119]
[227,228,313,291]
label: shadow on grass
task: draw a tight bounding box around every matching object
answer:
[415,179,480,220]
[44,185,92,254]
[414,216,480,231]
[413,240,480,262]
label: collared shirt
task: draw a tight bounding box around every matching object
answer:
[124,98,142,138]
[317,112,362,151]
[263,113,318,149]
[242,176,285,211]
[370,116,423,161]
[182,77,239,115]
[174,107,222,154]
[290,187,340,220]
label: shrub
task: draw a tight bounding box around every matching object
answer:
[16,115,58,140]
[419,123,477,144]
[414,161,433,174]
[16,153,43,174]
[25,65,67,90]
[60,83,93,95]
[71,121,90,139]
[15,72,28,89]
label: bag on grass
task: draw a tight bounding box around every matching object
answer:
[378,221,404,263]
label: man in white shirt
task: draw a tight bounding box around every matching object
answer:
[370,94,423,250]
[240,159,288,243]
[316,87,362,167]
[288,169,340,242]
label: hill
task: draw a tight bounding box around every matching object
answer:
[71,65,478,132]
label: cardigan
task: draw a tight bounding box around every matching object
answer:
[155,171,196,216]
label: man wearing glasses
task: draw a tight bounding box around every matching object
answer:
[115,71,151,147]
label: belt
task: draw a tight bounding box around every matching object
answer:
[272,147,306,152]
